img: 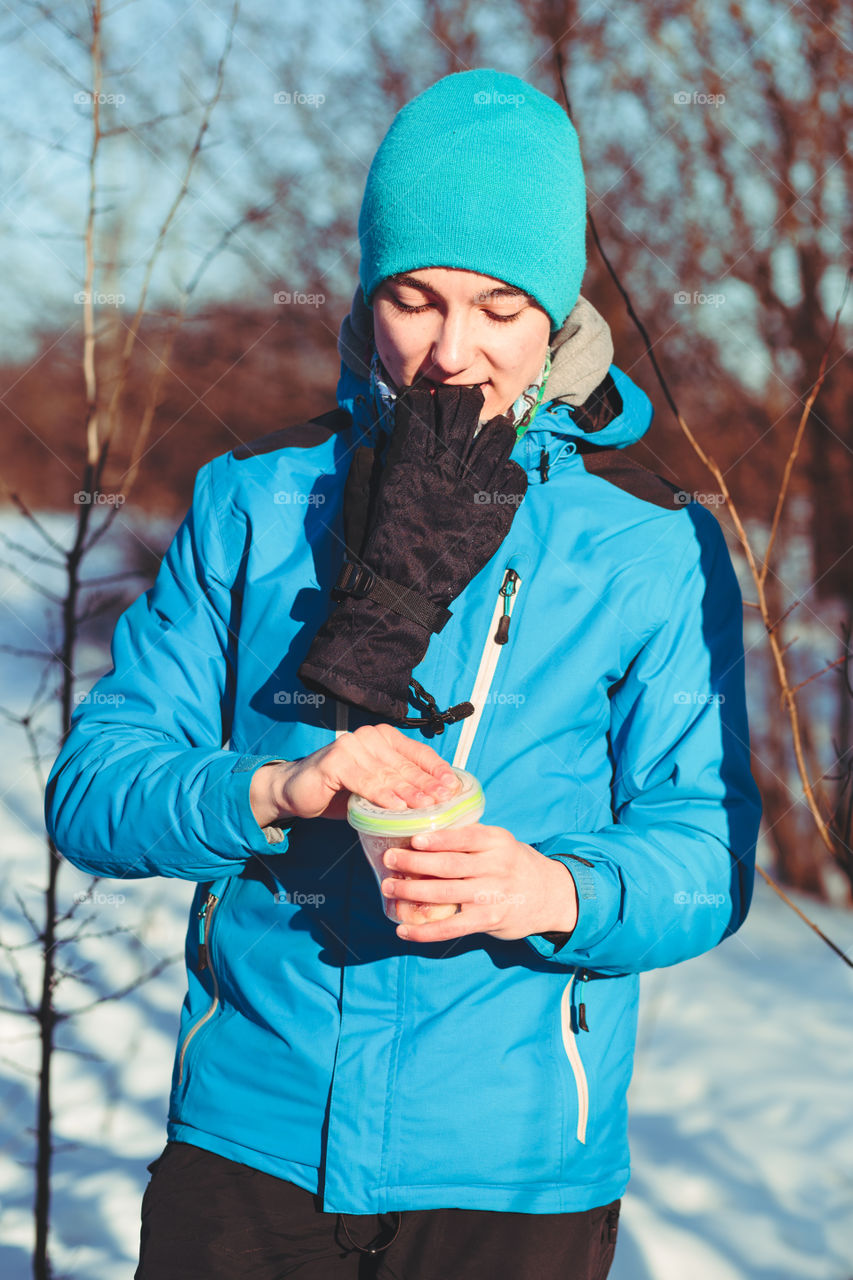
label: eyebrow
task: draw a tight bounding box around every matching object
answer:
[388,274,530,304]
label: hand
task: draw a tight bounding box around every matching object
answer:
[249,724,458,826]
[379,823,580,943]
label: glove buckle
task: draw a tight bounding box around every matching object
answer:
[332,561,376,601]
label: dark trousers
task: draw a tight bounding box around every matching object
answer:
[136,1141,620,1280]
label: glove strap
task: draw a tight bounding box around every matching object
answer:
[332,560,452,634]
[401,678,474,735]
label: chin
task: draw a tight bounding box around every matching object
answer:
[484,394,511,420]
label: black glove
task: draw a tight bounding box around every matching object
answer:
[298,382,528,731]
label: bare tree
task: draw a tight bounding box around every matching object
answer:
[0,2,274,1274]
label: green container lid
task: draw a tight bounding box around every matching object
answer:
[347,768,484,836]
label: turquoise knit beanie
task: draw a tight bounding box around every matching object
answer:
[358,69,587,331]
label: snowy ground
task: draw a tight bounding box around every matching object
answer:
[1,511,852,1279]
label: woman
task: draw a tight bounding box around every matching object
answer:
[45,68,762,1279]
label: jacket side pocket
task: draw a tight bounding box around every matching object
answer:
[559,971,590,1146]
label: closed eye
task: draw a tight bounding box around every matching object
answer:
[388,298,524,325]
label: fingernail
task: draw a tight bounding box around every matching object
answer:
[384,851,398,868]
[411,834,430,848]
[398,925,409,939]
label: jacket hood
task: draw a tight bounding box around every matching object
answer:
[335,285,654,469]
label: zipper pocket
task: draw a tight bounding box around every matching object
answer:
[177,882,229,1085]
[560,971,590,1145]
[452,567,522,772]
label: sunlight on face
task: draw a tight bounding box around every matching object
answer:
[372,267,552,421]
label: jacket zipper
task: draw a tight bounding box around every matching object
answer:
[177,889,223,1085]
[452,568,521,772]
[560,971,590,1145]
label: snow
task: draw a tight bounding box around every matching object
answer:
[1,512,852,1278]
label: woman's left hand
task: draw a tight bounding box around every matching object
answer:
[380,823,579,944]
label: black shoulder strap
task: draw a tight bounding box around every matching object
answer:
[576,445,691,510]
[231,407,353,460]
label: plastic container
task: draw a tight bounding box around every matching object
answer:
[347,768,485,924]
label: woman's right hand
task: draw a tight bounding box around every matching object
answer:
[249,723,458,826]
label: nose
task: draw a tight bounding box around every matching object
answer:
[427,308,477,380]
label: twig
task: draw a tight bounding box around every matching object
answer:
[789,655,848,699]
[0,486,65,556]
[56,953,182,1019]
[0,558,64,605]
[0,530,65,569]
[755,866,853,969]
[760,274,851,586]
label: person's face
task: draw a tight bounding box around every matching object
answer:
[371,267,551,421]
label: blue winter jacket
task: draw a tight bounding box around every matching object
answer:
[44,357,762,1215]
